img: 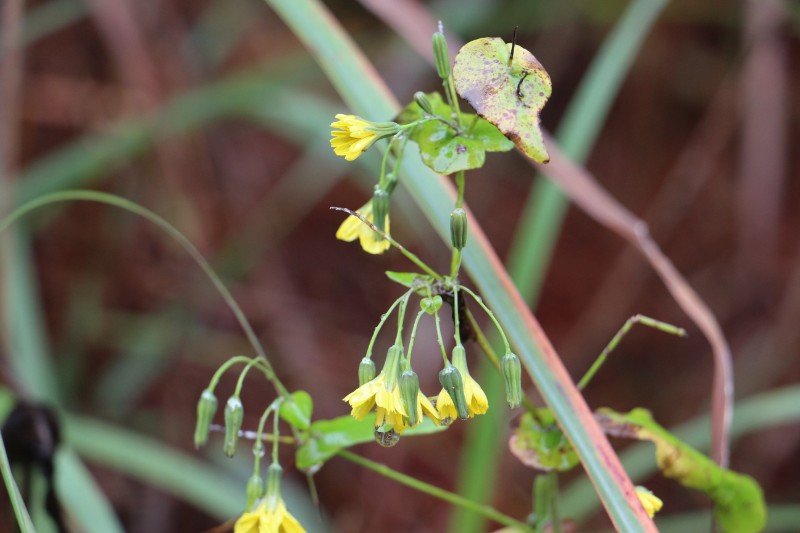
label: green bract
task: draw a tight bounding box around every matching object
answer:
[278,390,313,430]
[396,92,513,174]
[453,37,551,163]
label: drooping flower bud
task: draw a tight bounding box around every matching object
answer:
[399,369,421,426]
[223,396,244,457]
[439,363,469,419]
[194,388,218,449]
[501,352,522,408]
[414,91,435,115]
[383,344,404,383]
[372,185,390,233]
[265,463,283,501]
[450,207,467,250]
[432,30,451,80]
[358,357,376,386]
[245,473,264,509]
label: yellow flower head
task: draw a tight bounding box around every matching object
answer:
[330,114,399,161]
[436,346,488,420]
[234,496,306,533]
[343,346,439,433]
[635,486,663,518]
[336,200,390,255]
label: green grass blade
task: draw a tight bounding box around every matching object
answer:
[55,451,125,533]
[265,0,653,529]
[64,415,243,520]
[454,2,669,530]
[0,431,36,532]
[1,226,59,403]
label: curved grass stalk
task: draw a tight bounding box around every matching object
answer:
[0,190,290,400]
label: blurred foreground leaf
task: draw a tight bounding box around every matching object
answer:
[296,415,445,472]
[597,408,766,533]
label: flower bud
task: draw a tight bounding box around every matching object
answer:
[223,396,244,457]
[413,91,435,115]
[432,31,451,80]
[358,357,376,386]
[266,463,283,500]
[372,186,390,233]
[450,207,467,250]
[245,473,264,509]
[194,388,218,449]
[501,352,522,408]
[439,364,469,419]
[399,369,420,426]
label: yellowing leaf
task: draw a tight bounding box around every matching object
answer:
[597,408,767,533]
[453,37,551,163]
[509,408,579,472]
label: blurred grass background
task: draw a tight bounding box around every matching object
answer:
[0,0,799,531]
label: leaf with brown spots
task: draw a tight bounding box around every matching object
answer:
[453,37,551,163]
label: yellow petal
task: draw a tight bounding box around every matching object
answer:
[464,375,489,416]
[435,388,458,420]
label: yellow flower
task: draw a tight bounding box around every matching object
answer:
[343,347,439,433]
[635,486,663,518]
[336,201,390,255]
[234,496,306,533]
[436,346,488,420]
[330,114,398,161]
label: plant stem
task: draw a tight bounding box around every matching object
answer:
[577,314,686,390]
[0,190,291,399]
[337,449,534,532]
[459,285,511,353]
[330,206,440,279]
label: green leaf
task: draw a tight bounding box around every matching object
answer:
[385,270,431,288]
[296,415,445,472]
[396,92,513,174]
[508,408,579,472]
[598,408,767,533]
[279,391,313,430]
[453,38,552,163]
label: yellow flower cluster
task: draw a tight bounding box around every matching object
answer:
[343,345,488,433]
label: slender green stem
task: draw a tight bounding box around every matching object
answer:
[394,291,411,346]
[254,404,275,476]
[405,308,427,364]
[366,290,411,358]
[271,401,281,464]
[337,449,533,532]
[0,190,291,399]
[450,249,462,279]
[459,285,511,353]
[234,358,260,397]
[434,306,449,365]
[452,285,462,345]
[577,314,686,390]
[330,206,440,279]
[454,171,465,208]
[466,308,539,415]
